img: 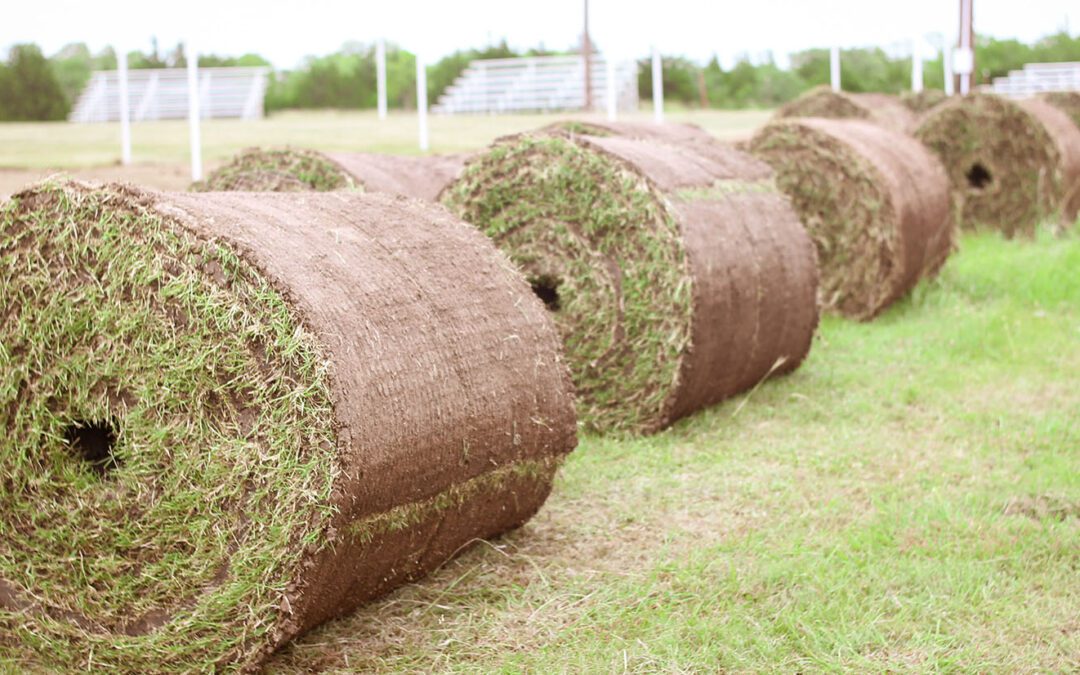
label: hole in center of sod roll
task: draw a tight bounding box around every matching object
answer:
[966,162,993,190]
[529,275,562,311]
[64,420,120,476]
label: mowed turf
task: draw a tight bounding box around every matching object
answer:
[267,227,1080,672]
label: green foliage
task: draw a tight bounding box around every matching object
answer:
[703,56,803,108]
[48,43,116,110]
[0,44,70,121]
[3,29,1079,121]
[638,56,701,105]
[265,42,416,111]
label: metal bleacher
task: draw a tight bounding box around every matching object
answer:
[433,54,638,114]
[985,62,1080,98]
[69,67,270,123]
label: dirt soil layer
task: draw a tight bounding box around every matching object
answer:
[774,86,917,132]
[442,121,819,434]
[749,118,955,320]
[914,93,1080,237]
[0,180,576,672]
[193,148,468,200]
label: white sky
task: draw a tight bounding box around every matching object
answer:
[2,1,1076,70]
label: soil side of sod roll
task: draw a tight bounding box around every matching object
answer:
[749,118,955,320]
[442,122,819,434]
[192,147,468,201]
[775,86,918,132]
[0,180,576,672]
[914,93,1080,237]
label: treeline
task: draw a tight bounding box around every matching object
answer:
[643,31,1080,108]
[2,31,1079,121]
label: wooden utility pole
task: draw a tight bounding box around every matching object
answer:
[956,0,975,94]
[697,69,709,108]
[583,0,592,110]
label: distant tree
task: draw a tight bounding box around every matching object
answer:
[0,44,69,120]
[49,43,116,108]
[638,55,699,105]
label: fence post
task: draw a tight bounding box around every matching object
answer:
[652,46,664,123]
[912,36,924,93]
[117,47,132,165]
[830,45,841,91]
[416,51,429,152]
[376,39,388,120]
[186,41,203,182]
[606,56,617,121]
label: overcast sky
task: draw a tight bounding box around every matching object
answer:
[2,1,1076,70]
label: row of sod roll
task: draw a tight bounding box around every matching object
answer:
[772,88,1080,238]
[194,147,468,200]
[0,182,576,671]
[5,85,1079,670]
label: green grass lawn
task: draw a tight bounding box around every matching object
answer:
[268,228,1080,673]
[0,109,771,168]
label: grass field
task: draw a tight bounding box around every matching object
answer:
[2,112,1078,671]
[0,108,772,169]
[265,227,1080,673]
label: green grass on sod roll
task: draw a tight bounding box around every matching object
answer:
[192,147,357,191]
[444,136,694,433]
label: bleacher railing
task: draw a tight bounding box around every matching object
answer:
[985,62,1080,98]
[69,67,270,123]
[433,55,638,114]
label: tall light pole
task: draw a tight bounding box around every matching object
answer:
[583,0,592,111]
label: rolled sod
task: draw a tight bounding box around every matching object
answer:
[775,86,917,132]
[900,89,948,114]
[0,180,576,671]
[193,147,467,201]
[914,93,1080,236]
[749,118,955,320]
[1041,91,1080,131]
[441,122,819,434]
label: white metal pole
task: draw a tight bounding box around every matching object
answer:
[186,41,203,181]
[912,36,924,93]
[830,45,841,91]
[376,39,387,120]
[606,56,617,121]
[117,47,132,165]
[943,38,955,95]
[651,46,663,123]
[416,52,429,152]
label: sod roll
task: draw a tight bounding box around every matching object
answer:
[900,89,948,115]
[194,147,467,200]
[749,118,954,320]
[441,122,820,434]
[1041,91,1080,131]
[914,93,1080,236]
[0,180,576,671]
[776,86,917,132]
